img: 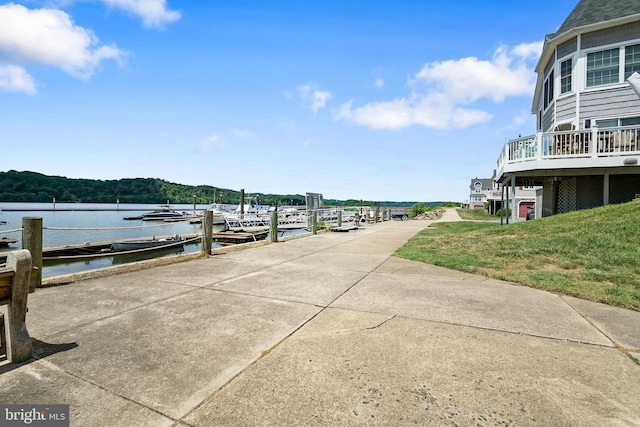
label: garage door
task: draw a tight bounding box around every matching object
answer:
[519,202,534,218]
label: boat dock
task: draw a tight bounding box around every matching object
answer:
[1,209,638,425]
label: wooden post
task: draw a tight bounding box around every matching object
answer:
[270,211,278,242]
[202,210,213,256]
[312,211,318,234]
[337,210,342,227]
[240,189,245,216]
[21,217,42,290]
[4,250,33,362]
[374,206,379,223]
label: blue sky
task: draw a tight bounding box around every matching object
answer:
[0,0,578,202]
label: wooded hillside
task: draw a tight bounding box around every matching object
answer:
[0,170,420,206]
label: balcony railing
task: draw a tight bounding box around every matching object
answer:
[496,125,640,178]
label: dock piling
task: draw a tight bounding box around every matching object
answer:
[22,217,42,290]
[202,210,213,256]
[270,212,278,242]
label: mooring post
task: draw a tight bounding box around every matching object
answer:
[5,249,33,362]
[374,206,379,224]
[337,210,342,227]
[202,210,213,256]
[312,211,318,234]
[21,217,42,290]
[270,211,278,242]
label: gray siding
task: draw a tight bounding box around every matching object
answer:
[580,85,640,119]
[582,21,640,49]
[556,94,576,123]
[543,103,555,131]
[558,37,577,58]
[543,55,554,76]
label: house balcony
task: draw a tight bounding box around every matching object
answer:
[495,125,640,183]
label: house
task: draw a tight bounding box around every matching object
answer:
[468,178,495,210]
[468,178,536,219]
[495,0,640,219]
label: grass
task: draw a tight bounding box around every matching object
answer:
[395,200,640,310]
[455,208,498,221]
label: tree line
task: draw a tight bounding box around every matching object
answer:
[0,170,435,207]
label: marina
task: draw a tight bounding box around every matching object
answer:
[0,202,319,278]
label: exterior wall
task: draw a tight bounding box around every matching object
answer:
[582,21,640,49]
[543,55,554,76]
[556,93,577,124]
[543,103,555,131]
[580,86,640,121]
[557,36,577,58]
[541,180,556,218]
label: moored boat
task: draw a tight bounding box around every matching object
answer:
[111,235,185,252]
[212,230,269,244]
[123,204,187,221]
[0,237,18,248]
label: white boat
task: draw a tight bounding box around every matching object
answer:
[111,235,185,252]
[123,204,187,221]
[142,205,186,221]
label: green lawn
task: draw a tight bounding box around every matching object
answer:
[455,208,498,220]
[396,201,640,310]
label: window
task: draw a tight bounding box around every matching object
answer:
[587,48,619,87]
[625,44,640,79]
[595,117,640,128]
[560,58,572,93]
[621,116,640,126]
[596,119,618,128]
[543,70,554,109]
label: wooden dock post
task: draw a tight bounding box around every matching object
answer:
[21,217,42,290]
[270,211,278,242]
[202,210,213,256]
[337,210,342,227]
[374,206,379,224]
[312,211,318,234]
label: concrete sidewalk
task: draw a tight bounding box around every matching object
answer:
[1,209,639,426]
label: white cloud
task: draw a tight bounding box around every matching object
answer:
[0,64,36,94]
[0,3,128,89]
[374,78,384,88]
[337,42,541,130]
[295,84,332,114]
[200,134,223,153]
[311,90,332,114]
[100,0,181,29]
[336,96,492,130]
[231,128,253,138]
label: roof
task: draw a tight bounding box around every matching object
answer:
[552,0,640,39]
[469,178,493,190]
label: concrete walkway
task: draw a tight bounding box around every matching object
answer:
[1,209,639,426]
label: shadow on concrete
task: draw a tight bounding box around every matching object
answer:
[0,338,78,375]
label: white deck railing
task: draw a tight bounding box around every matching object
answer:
[496,125,640,178]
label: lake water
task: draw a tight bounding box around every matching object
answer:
[0,202,305,279]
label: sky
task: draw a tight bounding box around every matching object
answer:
[0,0,579,203]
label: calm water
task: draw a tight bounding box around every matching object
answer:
[0,202,221,278]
